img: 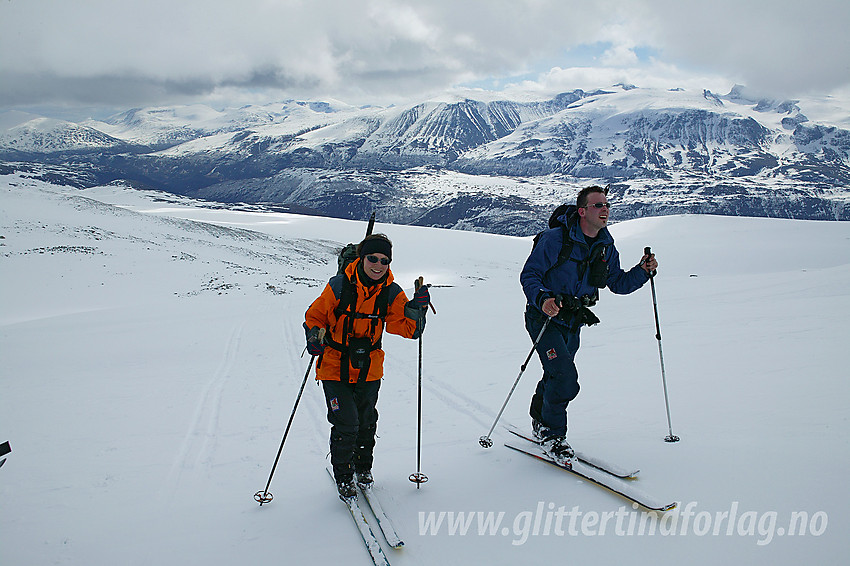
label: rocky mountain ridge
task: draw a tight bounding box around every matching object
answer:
[2,84,847,235]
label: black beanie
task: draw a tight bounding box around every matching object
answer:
[359,236,392,260]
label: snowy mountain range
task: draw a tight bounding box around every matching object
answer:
[2,84,848,235]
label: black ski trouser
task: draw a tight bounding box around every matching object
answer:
[322,379,380,480]
[526,307,581,438]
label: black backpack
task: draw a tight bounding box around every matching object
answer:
[532,204,579,276]
[335,211,377,276]
[336,243,359,276]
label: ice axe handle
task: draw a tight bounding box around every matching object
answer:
[366,212,376,237]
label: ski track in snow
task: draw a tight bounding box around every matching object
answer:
[265,304,330,467]
[163,321,244,502]
[285,302,332,455]
[386,346,493,431]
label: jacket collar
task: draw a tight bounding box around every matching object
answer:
[566,218,614,247]
[345,257,394,288]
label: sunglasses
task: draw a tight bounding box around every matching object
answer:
[584,202,611,209]
[365,255,391,265]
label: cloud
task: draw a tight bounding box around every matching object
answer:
[489,59,733,104]
[639,0,850,97]
[1,0,848,112]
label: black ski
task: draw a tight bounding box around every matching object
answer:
[504,442,677,512]
[326,467,391,566]
[505,427,639,479]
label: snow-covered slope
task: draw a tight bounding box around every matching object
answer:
[84,101,363,149]
[1,175,847,565]
[0,117,128,153]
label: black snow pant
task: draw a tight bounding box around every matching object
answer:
[526,307,581,438]
[322,379,381,481]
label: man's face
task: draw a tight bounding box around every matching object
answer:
[579,192,610,234]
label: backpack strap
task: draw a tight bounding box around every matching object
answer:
[549,225,575,275]
[544,220,607,297]
[542,209,578,279]
[332,274,395,326]
[328,273,399,382]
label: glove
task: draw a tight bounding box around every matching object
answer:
[306,326,325,356]
[412,284,431,309]
[576,307,600,327]
[555,294,582,313]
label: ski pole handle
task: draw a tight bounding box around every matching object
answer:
[414,276,437,314]
[302,327,327,358]
[643,246,657,277]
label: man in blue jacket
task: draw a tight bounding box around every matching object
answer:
[520,185,657,465]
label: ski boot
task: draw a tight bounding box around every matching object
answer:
[531,418,546,442]
[542,435,575,467]
[355,468,373,490]
[335,474,357,500]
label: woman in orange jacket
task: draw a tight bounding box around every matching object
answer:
[304,234,430,498]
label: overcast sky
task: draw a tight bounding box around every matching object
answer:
[2,0,849,117]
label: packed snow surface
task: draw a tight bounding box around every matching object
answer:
[1,176,847,565]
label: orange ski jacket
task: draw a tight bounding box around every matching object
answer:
[304,259,422,383]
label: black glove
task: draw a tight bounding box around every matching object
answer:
[412,284,430,309]
[576,307,600,327]
[306,326,325,356]
[555,294,582,313]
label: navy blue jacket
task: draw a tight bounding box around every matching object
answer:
[520,214,649,326]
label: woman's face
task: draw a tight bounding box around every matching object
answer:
[362,253,390,281]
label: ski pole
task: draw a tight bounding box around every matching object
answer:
[479,315,551,448]
[0,440,10,469]
[255,329,326,505]
[644,247,679,443]
[409,277,429,487]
